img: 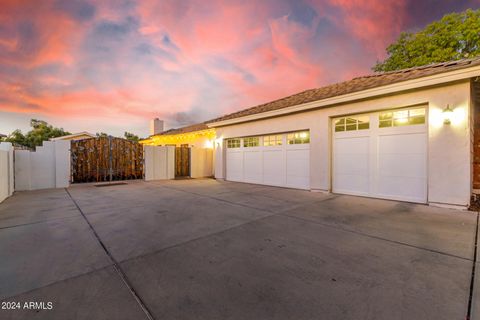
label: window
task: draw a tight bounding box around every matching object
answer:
[243,137,259,147]
[264,135,283,146]
[334,116,370,132]
[287,131,310,144]
[227,138,241,148]
[379,108,425,128]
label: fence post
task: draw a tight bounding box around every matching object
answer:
[109,135,113,182]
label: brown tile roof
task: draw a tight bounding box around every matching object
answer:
[154,122,209,136]
[207,57,480,124]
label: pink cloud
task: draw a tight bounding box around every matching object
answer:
[3,0,467,136]
[322,0,407,57]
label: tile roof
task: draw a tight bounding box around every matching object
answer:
[207,57,480,124]
[154,122,209,136]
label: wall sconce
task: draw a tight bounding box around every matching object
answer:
[442,104,454,125]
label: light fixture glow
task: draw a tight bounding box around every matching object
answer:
[139,129,216,146]
[204,140,214,149]
[442,105,454,125]
[299,132,308,138]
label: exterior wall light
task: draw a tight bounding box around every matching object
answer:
[204,139,214,149]
[443,104,454,125]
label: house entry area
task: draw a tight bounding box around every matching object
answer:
[71,137,144,183]
[332,106,427,203]
[175,145,191,177]
[225,131,310,189]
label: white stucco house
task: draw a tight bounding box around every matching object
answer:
[203,57,480,209]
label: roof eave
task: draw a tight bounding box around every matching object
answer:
[139,128,216,144]
[207,64,480,128]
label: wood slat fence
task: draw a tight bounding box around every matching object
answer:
[71,137,143,183]
[175,146,190,177]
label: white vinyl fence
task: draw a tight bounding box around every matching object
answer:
[14,140,70,191]
[0,142,14,203]
[143,145,175,180]
[1,141,214,199]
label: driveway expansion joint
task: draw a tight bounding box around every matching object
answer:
[466,211,479,320]
[65,188,155,320]
[0,214,81,231]
[118,212,279,265]
[157,182,338,215]
[0,265,115,301]
[158,183,278,214]
[280,213,473,262]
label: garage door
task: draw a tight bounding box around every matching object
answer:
[333,106,427,203]
[226,131,310,189]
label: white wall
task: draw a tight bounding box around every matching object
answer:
[144,145,175,181]
[0,142,14,203]
[214,81,472,207]
[14,140,70,191]
[190,147,213,178]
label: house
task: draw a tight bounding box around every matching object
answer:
[50,132,95,141]
[140,119,216,180]
[206,57,480,209]
[145,57,480,209]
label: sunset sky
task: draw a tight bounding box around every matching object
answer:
[1,0,479,137]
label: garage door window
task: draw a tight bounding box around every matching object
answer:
[264,135,282,146]
[379,108,426,128]
[287,131,310,144]
[243,137,260,147]
[227,138,241,148]
[334,116,370,132]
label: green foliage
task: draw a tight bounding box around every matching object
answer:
[4,119,71,149]
[374,9,480,72]
[96,132,109,138]
[124,131,140,142]
[4,130,26,146]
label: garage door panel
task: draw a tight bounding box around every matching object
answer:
[243,151,263,183]
[226,152,243,182]
[286,149,309,189]
[378,133,426,154]
[333,173,369,195]
[378,154,426,177]
[286,149,309,175]
[263,150,286,186]
[334,136,369,193]
[335,137,369,155]
[286,176,310,190]
[376,176,426,202]
[336,154,369,175]
[226,133,310,190]
[333,109,427,203]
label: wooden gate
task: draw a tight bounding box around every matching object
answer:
[175,146,190,177]
[71,137,143,183]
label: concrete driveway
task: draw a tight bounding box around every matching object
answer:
[0,179,478,320]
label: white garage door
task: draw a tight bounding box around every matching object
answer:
[226,131,310,189]
[333,107,427,203]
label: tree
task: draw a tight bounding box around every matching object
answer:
[4,119,71,149]
[124,131,140,142]
[96,132,109,138]
[4,130,26,146]
[374,9,480,72]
